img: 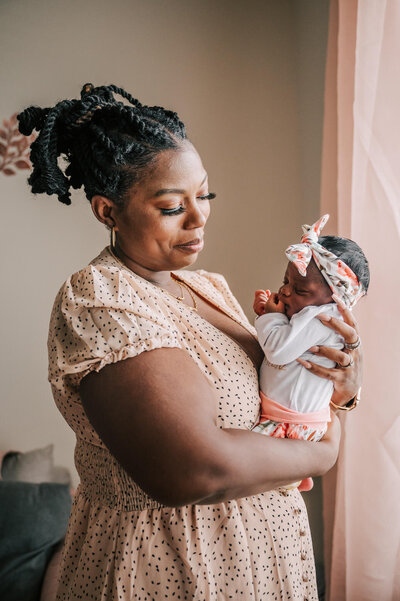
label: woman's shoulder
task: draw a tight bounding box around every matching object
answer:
[52,247,159,314]
[48,248,182,385]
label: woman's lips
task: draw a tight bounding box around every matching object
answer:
[175,239,204,253]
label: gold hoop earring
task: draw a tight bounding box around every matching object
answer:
[111,227,116,250]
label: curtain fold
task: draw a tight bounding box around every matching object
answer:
[321,1,400,599]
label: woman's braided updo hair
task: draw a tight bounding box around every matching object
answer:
[17,83,187,206]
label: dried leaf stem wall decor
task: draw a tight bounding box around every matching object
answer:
[0,113,36,176]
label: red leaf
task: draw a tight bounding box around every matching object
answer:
[10,133,23,143]
[0,130,7,141]
[15,139,28,152]
[0,145,6,157]
[15,159,31,169]
[2,167,16,175]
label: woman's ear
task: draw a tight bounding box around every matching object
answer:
[90,195,119,230]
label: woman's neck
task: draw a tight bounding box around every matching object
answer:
[110,242,173,289]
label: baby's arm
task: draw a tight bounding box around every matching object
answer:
[255,306,338,365]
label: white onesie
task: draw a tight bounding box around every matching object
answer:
[255,303,343,414]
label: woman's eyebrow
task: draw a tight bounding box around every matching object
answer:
[153,173,208,197]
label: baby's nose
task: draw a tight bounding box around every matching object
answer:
[279,284,291,297]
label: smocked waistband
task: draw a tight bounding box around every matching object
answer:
[75,438,165,511]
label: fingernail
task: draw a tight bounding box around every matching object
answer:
[309,346,319,353]
[332,294,344,306]
[318,314,331,322]
[297,359,312,369]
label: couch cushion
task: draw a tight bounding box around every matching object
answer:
[1,445,70,485]
[0,481,71,601]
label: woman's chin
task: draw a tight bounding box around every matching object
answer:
[171,249,201,269]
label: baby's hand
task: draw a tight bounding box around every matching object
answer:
[264,292,286,314]
[253,289,271,316]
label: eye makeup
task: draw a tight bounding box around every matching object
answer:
[160,192,216,216]
[161,206,185,216]
[198,192,216,200]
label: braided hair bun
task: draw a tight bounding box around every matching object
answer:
[17,83,187,206]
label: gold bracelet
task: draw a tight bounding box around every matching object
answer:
[330,387,361,412]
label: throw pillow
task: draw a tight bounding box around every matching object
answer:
[1,445,71,485]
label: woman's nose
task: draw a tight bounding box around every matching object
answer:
[185,200,208,228]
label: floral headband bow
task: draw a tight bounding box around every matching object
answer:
[285,214,365,308]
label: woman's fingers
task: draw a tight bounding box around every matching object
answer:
[298,298,364,406]
[317,313,359,344]
[308,345,352,367]
[298,338,363,406]
[327,294,360,341]
[297,358,338,380]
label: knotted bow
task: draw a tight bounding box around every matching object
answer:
[285,214,364,308]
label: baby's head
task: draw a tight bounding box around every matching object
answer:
[279,235,370,319]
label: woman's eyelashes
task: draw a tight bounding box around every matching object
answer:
[161,206,185,216]
[160,192,216,215]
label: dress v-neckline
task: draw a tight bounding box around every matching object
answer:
[171,270,257,340]
[170,271,260,369]
[104,247,258,366]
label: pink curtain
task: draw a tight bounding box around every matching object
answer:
[321,1,400,600]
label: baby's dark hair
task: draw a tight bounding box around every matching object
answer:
[17,83,187,206]
[318,235,370,292]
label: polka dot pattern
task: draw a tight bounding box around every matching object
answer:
[49,247,318,600]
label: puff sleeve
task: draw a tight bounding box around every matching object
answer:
[48,263,182,388]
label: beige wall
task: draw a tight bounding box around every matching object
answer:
[0,0,328,562]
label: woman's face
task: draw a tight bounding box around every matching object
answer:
[112,143,213,273]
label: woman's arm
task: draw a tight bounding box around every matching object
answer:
[80,348,340,507]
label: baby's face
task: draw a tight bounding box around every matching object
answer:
[278,261,333,319]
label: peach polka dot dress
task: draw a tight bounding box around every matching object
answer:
[48,247,318,601]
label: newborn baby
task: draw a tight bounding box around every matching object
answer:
[252,214,369,491]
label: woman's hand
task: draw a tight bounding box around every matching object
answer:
[297,295,362,407]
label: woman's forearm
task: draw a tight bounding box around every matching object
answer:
[193,425,338,505]
[80,349,341,508]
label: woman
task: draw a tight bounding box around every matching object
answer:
[18,84,361,600]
